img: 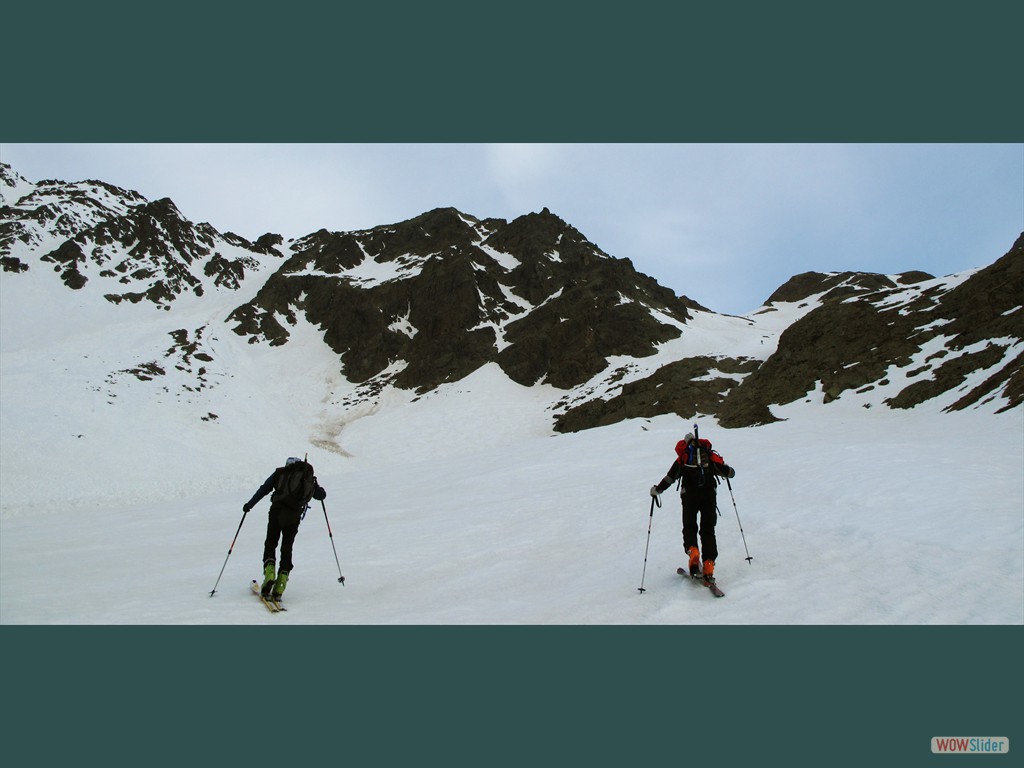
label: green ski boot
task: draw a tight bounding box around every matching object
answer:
[260,561,276,597]
[271,570,289,603]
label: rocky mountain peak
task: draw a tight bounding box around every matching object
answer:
[0,162,32,201]
[2,162,1019,439]
[1,171,275,306]
[227,205,694,395]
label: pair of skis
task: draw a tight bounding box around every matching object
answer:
[677,567,726,598]
[251,580,287,612]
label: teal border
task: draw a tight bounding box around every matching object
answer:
[4,3,1023,141]
[2,626,1020,765]
[2,4,1021,767]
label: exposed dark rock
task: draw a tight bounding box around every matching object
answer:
[230,206,694,396]
[290,229,365,272]
[765,271,901,305]
[555,356,760,432]
[1,255,29,272]
[719,298,922,426]
[886,344,1008,410]
[896,270,934,285]
[254,233,284,252]
[719,234,1024,427]
[41,240,90,289]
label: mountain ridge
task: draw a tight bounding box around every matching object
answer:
[2,162,1020,451]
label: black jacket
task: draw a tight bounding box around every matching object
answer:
[655,454,735,497]
[245,465,326,512]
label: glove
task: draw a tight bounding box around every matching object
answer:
[650,486,661,497]
[243,502,252,513]
[723,466,736,479]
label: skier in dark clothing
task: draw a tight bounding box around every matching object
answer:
[243,457,326,601]
[650,432,736,585]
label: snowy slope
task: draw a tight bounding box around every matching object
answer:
[1,364,1021,624]
[2,252,1022,624]
[1,168,1021,625]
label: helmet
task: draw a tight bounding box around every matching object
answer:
[286,457,302,465]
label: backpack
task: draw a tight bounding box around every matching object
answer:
[273,460,316,509]
[674,437,727,489]
[675,438,726,468]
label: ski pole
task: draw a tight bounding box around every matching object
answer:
[637,493,661,593]
[321,499,346,585]
[725,476,753,563]
[209,508,249,596]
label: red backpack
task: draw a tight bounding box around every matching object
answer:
[675,438,725,467]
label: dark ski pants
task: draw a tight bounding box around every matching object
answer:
[681,491,718,563]
[263,504,301,572]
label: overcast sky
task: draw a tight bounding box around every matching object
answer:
[2,143,1021,315]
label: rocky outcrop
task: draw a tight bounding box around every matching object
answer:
[554,356,761,432]
[229,207,695,394]
[718,235,1024,426]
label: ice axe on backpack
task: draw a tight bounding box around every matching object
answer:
[321,499,346,585]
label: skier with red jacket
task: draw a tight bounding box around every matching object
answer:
[650,431,736,586]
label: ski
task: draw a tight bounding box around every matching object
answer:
[251,580,281,613]
[676,567,726,597]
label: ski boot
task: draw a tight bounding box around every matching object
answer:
[702,559,716,586]
[271,570,289,603]
[687,546,701,577]
[260,560,276,597]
